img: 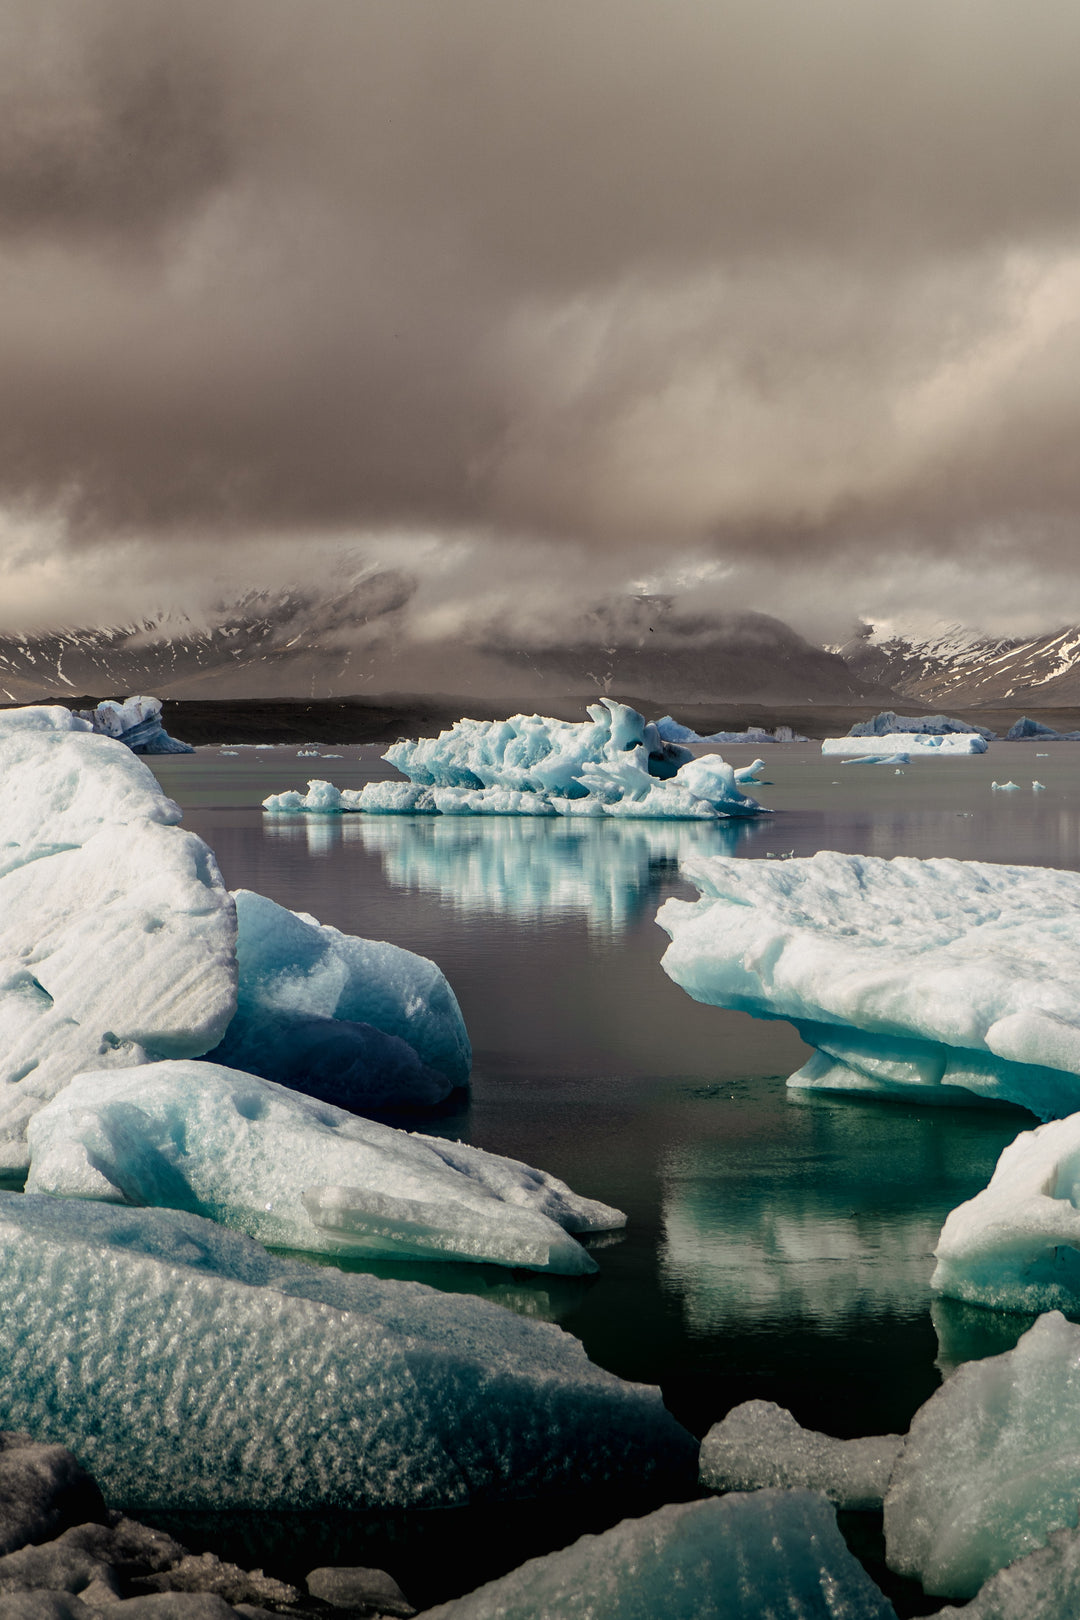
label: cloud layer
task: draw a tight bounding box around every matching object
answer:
[3,0,1080,641]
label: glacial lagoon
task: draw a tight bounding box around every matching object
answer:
[138,738,1080,1594]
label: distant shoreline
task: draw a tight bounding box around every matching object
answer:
[6,693,1080,745]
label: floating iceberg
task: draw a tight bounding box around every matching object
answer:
[0,716,236,1167]
[25,1062,620,1273]
[1006,717,1080,741]
[849,711,996,740]
[884,1312,1080,1598]
[75,696,194,755]
[418,1490,896,1620]
[263,779,365,814]
[654,717,807,744]
[325,701,768,820]
[0,1194,695,1510]
[206,889,469,1109]
[657,851,1080,1116]
[931,1114,1080,1312]
[822,733,988,756]
[699,1401,904,1511]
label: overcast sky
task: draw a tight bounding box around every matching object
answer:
[3,0,1080,646]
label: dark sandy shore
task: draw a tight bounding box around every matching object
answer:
[8,692,1080,745]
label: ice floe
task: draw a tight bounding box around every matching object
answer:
[25,1061,620,1273]
[75,696,194,755]
[822,733,988,756]
[263,702,768,821]
[417,1490,896,1620]
[0,1194,694,1510]
[0,717,236,1167]
[206,889,469,1109]
[699,1401,904,1511]
[884,1312,1080,1598]
[658,851,1080,1116]
[932,1114,1080,1312]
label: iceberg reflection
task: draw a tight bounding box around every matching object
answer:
[353,814,768,933]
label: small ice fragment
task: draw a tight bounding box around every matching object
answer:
[991,781,1021,791]
[700,1400,904,1510]
[1033,781,1046,790]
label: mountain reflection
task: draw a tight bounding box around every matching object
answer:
[350,814,767,932]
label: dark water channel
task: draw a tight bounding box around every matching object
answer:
[138,740,1080,1604]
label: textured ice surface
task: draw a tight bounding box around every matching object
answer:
[1006,717,1080,741]
[0,1194,695,1510]
[263,779,365,813]
[655,717,807,744]
[932,1114,1080,1311]
[822,733,988,755]
[346,701,765,820]
[0,707,90,735]
[26,1061,621,1272]
[935,1523,1080,1619]
[206,888,468,1108]
[418,1490,897,1619]
[0,726,236,1166]
[75,696,194,755]
[884,1312,1080,1597]
[850,711,996,739]
[699,1400,904,1510]
[659,851,1080,1116]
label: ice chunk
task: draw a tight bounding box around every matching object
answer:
[931,1114,1080,1312]
[658,851,1080,1116]
[26,1061,622,1273]
[699,1400,904,1510]
[308,1566,414,1615]
[75,696,194,755]
[0,1193,695,1509]
[850,711,995,739]
[823,733,988,755]
[417,1490,897,1619]
[0,730,236,1167]
[654,717,808,744]
[841,753,910,765]
[884,1311,1080,1598]
[0,706,90,734]
[935,1522,1080,1619]
[1006,717,1080,741]
[992,780,1021,791]
[263,779,365,813]
[206,889,469,1107]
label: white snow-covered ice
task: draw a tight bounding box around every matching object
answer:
[75,696,194,755]
[0,1193,694,1510]
[418,1490,896,1620]
[206,888,469,1108]
[884,1312,1080,1598]
[822,733,988,756]
[658,851,1080,1116]
[932,1114,1080,1312]
[25,1061,621,1273]
[699,1401,904,1510]
[262,779,365,814]
[0,713,236,1167]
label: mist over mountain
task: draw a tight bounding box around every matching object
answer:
[840,621,1080,707]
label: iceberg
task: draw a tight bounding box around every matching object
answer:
[417,1490,896,1620]
[0,718,236,1167]
[822,733,988,756]
[0,1194,696,1510]
[654,717,808,744]
[205,889,469,1108]
[328,701,768,820]
[25,1061,621,1273]
[699,1401,904,1511]
[657,851,1080,1116]
[884,1312,1080,1598]
[263,779,365,814]
[1006,717,1080,741]
[931,1114,1080,1312]
[849,711,996,739]
[75,696,194,755]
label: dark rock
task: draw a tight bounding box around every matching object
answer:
[0,1436,107,1558]
[306,1567,415,1616]
[0,1596,93,1618]
[133,1553,298,1608]
[109,1597,237,1618]
[0,1544,119,1601]
[55,1519,187,1579]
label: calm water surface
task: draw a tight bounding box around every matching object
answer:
[143,740,1080,1596]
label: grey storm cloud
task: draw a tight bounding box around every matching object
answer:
[2,0,1080,623]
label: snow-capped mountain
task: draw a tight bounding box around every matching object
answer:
[838,620,1080,706]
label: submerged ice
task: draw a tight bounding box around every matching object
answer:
[26,1061,620,1273]
[0,1194,694,1510]
[658,851,1080,1116]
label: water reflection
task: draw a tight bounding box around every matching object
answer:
[263,814,367,857]
[350,814,769,932]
